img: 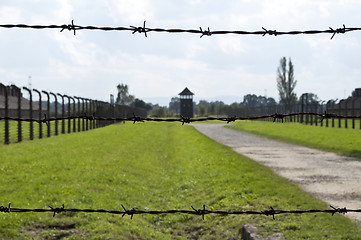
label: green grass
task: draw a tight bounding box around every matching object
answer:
[1,122,361,239]
[288,116,361,129]
[0,119,98,144]
[228,121,361,159]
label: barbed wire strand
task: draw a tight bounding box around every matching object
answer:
[1,203,359,220]
[1,22,361,39]
[0,112,360,125]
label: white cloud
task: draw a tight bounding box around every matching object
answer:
[53,0,73,21]
[217,35,245,54]
[0,6,23,22]
[51,32,99,66]
[104,0,154,23]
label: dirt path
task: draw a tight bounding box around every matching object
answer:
[192,123,361,224]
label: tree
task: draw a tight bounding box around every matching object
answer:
[116,84,135,106]
[131,98,152,111]
[277,57,297,112]
[168,97,180,114]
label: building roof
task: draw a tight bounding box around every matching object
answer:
[178,87,194,96]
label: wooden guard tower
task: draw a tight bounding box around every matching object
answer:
[178,87,194,118]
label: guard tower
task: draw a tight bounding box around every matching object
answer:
[178,87,194,118]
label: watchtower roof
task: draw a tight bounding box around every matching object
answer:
[178,87,194,96]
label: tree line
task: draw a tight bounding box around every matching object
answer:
[115,57,330,117]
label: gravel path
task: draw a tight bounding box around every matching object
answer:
[192,123,361,224]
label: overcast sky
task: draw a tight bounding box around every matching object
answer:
[1,0,360,106]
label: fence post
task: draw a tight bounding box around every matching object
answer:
[42,90,51,137]
[64,95,72,133]
[315,104,318,126]
[3,85,9,144]
[305,94,309,125]
[95,100,99,128]
[338,100,342,128]
[16,86,22,142]
[85,98,89,130]
[92,100,96,129]
[352,98,356,129]
[22,87,33,140]
[71,97,76,132]
[81,98,85,131]
[50,92,58,136]
[33,89,42,139]
[300,95,304,124]
[74,97,81,132]
[86,98,92,130]
[325,102,329,127]
[345,99,348,129]
[57,93,65,134]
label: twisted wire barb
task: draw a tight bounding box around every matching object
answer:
[0,112,360,125]
[0,203,359,220]
[1,21,360,39]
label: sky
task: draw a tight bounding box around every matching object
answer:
[0,0,360,106]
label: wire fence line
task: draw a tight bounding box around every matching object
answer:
[1,112,361,125]
[1,203,359,220]
[1,21,360,39]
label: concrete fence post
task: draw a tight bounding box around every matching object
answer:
[64,95,72,133]
[2,84,10,144]
[74,97,81,132]
[32,89,42,139]
[57,93,65,134]
[22,87,33,140]
[42,90,51,137]
[17,86,22,142]
[49,92,58,136]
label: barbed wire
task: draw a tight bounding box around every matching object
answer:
[0,203,359,220]
[1,21,360,39]
[0,112,360,125]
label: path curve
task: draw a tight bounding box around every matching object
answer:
[192,123,361,224]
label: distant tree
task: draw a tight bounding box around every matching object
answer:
[242,94,260,107]
[198,104,207,117]
[241,94,276,107]
[116,84,135,106]
[299,93,321,111]
[168,97,180,114]
[266,97,276,106]
[277,57,297,112]
[131,98,152,111]
[149,105,174,117]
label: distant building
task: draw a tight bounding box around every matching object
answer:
[327,87,361,116]
[0,84,40,118]
[352,88,361,98]
[178,87,194,118]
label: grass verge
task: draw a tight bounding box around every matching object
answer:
[0,122,360,239]
[227,121,361,159]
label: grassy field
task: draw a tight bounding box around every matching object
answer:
[0,119,98,144]
[227,121,361,159]
[288,116,361,129]
[1,122,361,239]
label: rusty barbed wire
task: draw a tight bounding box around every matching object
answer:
[0,112,360,125]
[0,203,359,220]
[1,21,360,39]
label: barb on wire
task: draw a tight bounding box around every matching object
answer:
[262,27,277,36]
[130,21,148,37]
[132,113,144,124]
[272,113,284,123]
[1,203,361,220]
[1,22,360,39]
[60,20,78,35]
[200,27,212,38]
[330,24,346,40]
[1,112,360,125]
